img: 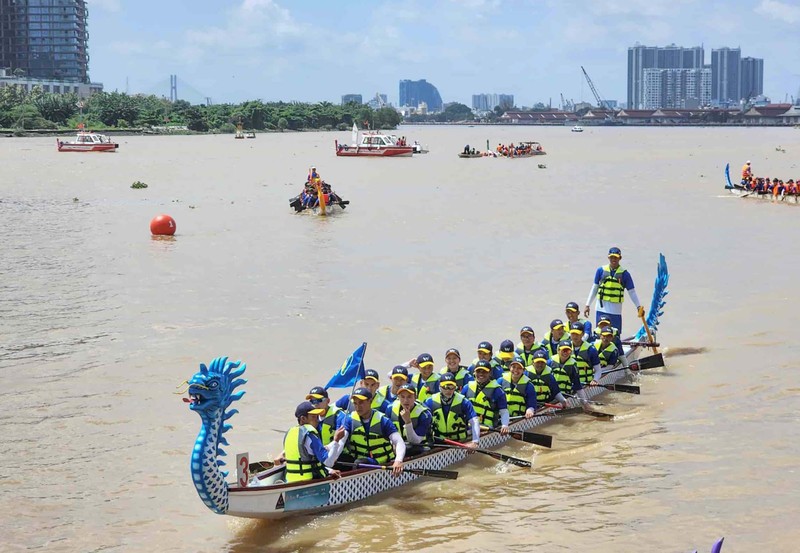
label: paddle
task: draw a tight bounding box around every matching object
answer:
[639,312,659,353]
[562,394,616,419]
[480,425,552,448]
[337,461,458,480]
[435,437,532,468]
[248,460,276,473]
[598,383,640,394]
[621,339,661,348]
[602,353,665,376]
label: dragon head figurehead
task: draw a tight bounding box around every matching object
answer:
[184,356,247,514]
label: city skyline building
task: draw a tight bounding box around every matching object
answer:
[0,0,90,82]
[642,68,711,109]
[471,93,514,111]
[628,44,705,109]
[341,93,362,105]
[711,47,741,104]
[399,78,442,112]
[740,56,764,100]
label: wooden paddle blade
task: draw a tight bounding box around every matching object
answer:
[513,431,553,448]
[605,383,640,394]
[410,468,458,480]
[636,353,665,370]
[584,409,615,419]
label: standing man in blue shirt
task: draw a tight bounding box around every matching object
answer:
[584,246,644,335]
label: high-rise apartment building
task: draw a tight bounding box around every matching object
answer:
[711,47,741,104]
[628,44,704,109]
[0,0,89,82]
[739,57,764,100]
[399,79,443,112]
[642,68,711,109]
[472,93,514,111]
[341,94,362,105]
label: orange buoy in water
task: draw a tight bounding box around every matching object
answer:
[150,214,176,236]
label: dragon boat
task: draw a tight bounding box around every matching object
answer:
[184,255,669,520]
[724,163,800,205]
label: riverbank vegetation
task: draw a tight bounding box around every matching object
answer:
[0,85,402,132]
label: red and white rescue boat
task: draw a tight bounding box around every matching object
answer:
[57,131,119,152]
[335,124,413,157]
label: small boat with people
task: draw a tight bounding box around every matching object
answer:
[182,255,670,520]
[289,166,348,215]
[335,124,415,157]
[571,125,584,133]
[493,141,546,158]
[724,163,799,205]
[56,130,118,152]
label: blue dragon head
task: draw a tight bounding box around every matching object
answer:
[184,356,247,514]
[185,356,247,418]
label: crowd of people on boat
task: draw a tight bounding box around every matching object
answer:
[740,161,799,196]
[278,247,644,483]
[298,167,343,209]
[495,142,543,157]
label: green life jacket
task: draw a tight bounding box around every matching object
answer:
[598,264,627,306]
[528,367,554,402]
[346,410,394,464]
[428,392,470,442]
[283,424,327,483]
[464,380,502,427]
[550,356,579,393]
[499,373,532,417]
[318,405,342,446]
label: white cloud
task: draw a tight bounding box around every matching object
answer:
[755,0,800,23]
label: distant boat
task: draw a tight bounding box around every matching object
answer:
[57,131,118,152]
[571,125,584,133]
[334,123,414,157]
[245,131,256,139]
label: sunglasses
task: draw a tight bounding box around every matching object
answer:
[309,398,324,405]
[441,384,456,390]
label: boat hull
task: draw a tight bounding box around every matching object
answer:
[226,345,649,519]
[57,141,118,152]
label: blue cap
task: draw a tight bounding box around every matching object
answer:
[599,326,614,336]
[477,341,492,353]
[598,316,612,326]
[569,322,584,334]
[364,369,380,381]
[520,326,535,335]
[352,387,373,400]
[390,365,409,379]
[550,319,565,330]
[416,353,434,368]
[397,383,416,395]
[532,350,548,362]
[509,355,525,368]
[499,339,515,353]
[444,348,461,359]
[608,246,622,257]
[474,360,492,372]
[565,301,580,312]
[558,340,573,351]
[295,401,325,418]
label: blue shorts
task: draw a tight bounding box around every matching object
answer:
[596,311,623,335]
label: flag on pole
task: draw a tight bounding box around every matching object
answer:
[324,342,367,390]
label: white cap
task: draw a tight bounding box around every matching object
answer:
[746,160,751,164]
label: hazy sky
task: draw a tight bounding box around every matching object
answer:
[87,0,800,106]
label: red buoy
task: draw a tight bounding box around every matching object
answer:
[150,214,176,236]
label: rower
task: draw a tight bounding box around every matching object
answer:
[541,319,568,358]
[498,355,538,419]
[380,365,410,405]
[741,160,752,181]
[593,315,625,361]
[569,322,602,385]
[409,353,441,403]
[425,372,480,449]
[468,341,502,380]
[336,369,390,413]
[341,387,405,475]
[528,351,568,409]
[439,348,473,389]
[495,339,517,375]
[565,301,592,341]
[593,326,620,371]
[464,360,510,434]
[387,383,433,456]
[306,386,345,446]
[583,246,644,335]
[516,325,548,367]
[279,401,345,483]
[549,341,584,397]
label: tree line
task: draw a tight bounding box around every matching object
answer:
[0,86,403,132]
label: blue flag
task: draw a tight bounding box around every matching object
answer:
[324,342,367,390]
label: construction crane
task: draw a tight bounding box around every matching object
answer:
[560,93,566,111]
[581,66,609,110]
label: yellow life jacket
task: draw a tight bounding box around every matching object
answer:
[550,356,578,393]
[598,264,627,305]
[428,392,470,441]
[572,341,594,384]
[318,405,342,446]
[528,367,554,402]
[411,372,440,403]
[345,410,394,464]
[388,400,430,444]
[594,341,618,367]
[283,424,327,483]
[499,373,532,417]
[464,380,502,427]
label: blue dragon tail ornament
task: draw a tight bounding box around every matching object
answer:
[185,356,247,514]
[635,254,669,342]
